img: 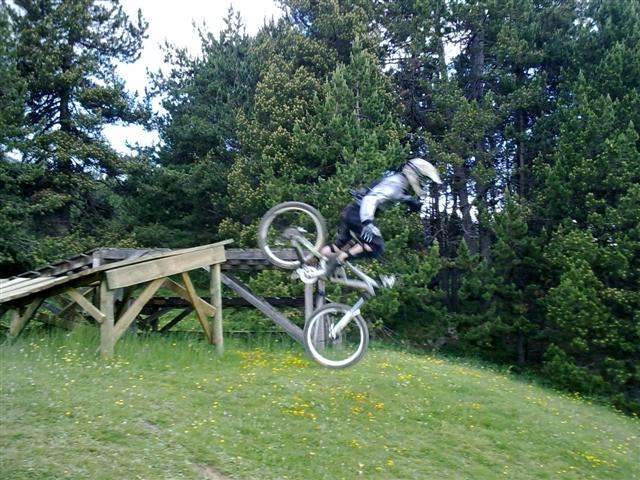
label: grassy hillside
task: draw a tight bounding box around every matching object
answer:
[1,330,638,480]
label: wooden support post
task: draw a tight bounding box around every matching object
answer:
[8,299,42,339]
[180,272,213,343]
[304,283,314,321]
[316,279,325,309]
[314,279,327,350]
[99,280,115,358]
[306,281,326,351]
[210,263,224,355]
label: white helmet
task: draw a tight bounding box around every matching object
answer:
[402,157,442,196]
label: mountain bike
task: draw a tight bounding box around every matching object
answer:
[257,201,395,368]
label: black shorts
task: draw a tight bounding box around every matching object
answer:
[334,203,385,258]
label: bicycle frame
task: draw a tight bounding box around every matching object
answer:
[329,297,365,340]
[291,234,379,296]
[291,234,382,338]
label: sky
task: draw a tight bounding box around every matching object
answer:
[103,0,282,154]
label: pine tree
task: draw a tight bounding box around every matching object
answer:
[123,9,258,247]
[1,0,147,270]
[532,0,640,410]
[0,7,27,154]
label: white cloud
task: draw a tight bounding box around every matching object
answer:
[104,0,282,154]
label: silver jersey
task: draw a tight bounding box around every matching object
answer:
[359,173,413,223]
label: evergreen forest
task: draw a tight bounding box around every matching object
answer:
[1,0,639,412]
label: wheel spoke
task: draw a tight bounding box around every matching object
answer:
[259,204,326,268]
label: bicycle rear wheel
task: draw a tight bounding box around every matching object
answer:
[257,202,328,269]
[303,303,369,368]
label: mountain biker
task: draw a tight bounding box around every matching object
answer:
[321,157,443,277]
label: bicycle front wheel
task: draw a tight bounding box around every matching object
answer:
[303,303,369,369]
[257,201,328,269]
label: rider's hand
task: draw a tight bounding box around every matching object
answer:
[407,198,423,213]
[360,223,381,243]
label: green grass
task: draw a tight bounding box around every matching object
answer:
[1,329,638,480]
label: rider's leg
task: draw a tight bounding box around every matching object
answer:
[323,241,382,278]
[335,242,368,262]
[320,244,338,257]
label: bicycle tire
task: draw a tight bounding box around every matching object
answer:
[303,303,369,369]
[257,201,328,269]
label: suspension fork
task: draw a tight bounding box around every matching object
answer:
[329,297,365,340]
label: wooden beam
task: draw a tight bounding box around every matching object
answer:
[141,296,305,312]
[106,247,226,289]
[311,279,327,351]
[304,283,314,321]
[180,273,213,343]
[99,281,115,358]
[8,299,42,338]
[210,263,223,354]
[220,273,303,344]
[162,279,216,316]
[112,278,165,343]
[159,308,192,332]
[65,288,106,324]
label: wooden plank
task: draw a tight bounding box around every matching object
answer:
[65,288,106,324]
[180,273,213,343]
[2,276,57,295]
[99,281,115,358]
[159,308,192,332]
[112,278,165,342]
[220,273,303,344]
[106,247,226,289]
[1,277,37,290]
[210,263,223,354]
[163,279,216,316]
[8,299,43,338]
[0,271,99,304]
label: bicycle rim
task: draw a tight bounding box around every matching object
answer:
[304,305,368,368]
[258,202,327,269]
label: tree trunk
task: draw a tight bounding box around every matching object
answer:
[517,108,527,198]
[517,330,526,366]
[453,164,477,253]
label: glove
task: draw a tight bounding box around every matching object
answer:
[360,222,381,243]
[407,197,423,213]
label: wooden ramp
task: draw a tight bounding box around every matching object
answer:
[1,244,314,353]
[1,241,231,357]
